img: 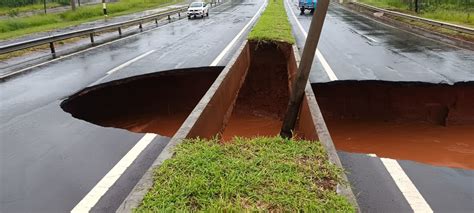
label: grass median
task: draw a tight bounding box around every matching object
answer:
[135,0,353,211]
[0,0,182,40]
[248,0,295,44]
[136,137,354,212]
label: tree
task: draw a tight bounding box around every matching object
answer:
[414,0,419,13]
[70,0,76,11]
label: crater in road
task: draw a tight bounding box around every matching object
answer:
[61,67,223,137]
[313,81,474,170]
[60,51,474,170]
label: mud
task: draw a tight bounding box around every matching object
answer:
[61,67,223,137]
[312,81,474,170]
[221,42,293,140]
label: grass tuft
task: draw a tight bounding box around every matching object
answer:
[248,0,295,44]
[135,136,354,212]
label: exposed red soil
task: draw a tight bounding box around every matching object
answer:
[221,42,292,141]
[61,67,222,137]
[313,81,474,170]
[221,112,282,141]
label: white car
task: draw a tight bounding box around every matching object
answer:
[187,2,209,19]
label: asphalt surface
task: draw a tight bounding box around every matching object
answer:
[286,1,474,84]
[286,1,474,212]
[339,152,474,212]
[0,0,264,212]
[1,0,473,212]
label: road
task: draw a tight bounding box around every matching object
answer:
[1,0,473,212]
[285,1,474,212]
[0,0,264,212]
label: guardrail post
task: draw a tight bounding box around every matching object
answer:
[49,42,56,58]
[168,15,171,22]
[90,33,94,44]
[118,27,122,36]
[139,23,143,32]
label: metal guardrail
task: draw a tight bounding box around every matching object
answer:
[350,1,474,36]
[0,2,221,56]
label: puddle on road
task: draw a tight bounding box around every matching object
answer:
[313,81,474,170]
[61,67,223,137]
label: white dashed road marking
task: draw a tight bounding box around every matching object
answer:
[285,0,338,81]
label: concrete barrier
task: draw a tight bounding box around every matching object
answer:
[117,40,359,211]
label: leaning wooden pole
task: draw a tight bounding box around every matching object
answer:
[280,0,330,138]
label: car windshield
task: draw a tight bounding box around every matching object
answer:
[190,2,203,7]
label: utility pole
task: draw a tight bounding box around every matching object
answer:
[70,0,76,11]
[415,0,419,13]
[102,0,108,17]
[280,0,330,139]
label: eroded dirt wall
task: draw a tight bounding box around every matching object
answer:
[61,67,222,137]
[221,42,293,141]
[312,81,474,169]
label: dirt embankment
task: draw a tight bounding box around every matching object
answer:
[61,67,222,137]
[221,42,293,141]
[61,41,296,142]
[313,81,474,169]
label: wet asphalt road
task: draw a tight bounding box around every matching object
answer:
[0,0,264,212]
[286,1,474,212]
[287,1,474,84]
[1,0,473,212]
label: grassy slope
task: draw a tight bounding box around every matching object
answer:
[0,0,181,40]
[0,2,63,16]
[136,137,354,212]
[248,0,295,44]
[359,0,473,27]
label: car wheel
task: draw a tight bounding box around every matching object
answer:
[310,8,314,14]
[188,16,191,19]
[300,7,305,15]
[206,11,209,17]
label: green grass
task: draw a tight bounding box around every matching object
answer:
[359,0,473,27]
[0,0,181,40]
[136,136,354,212]
[248,0,295,44]
[420,9,473,27]
[0,2,63,17]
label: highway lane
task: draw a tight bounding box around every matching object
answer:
[287,1,474,84]
[285,0,474,211]
[0,0,264,212]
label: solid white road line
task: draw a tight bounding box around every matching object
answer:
[210,0,267,66]
[106,50,156,75]
[71,1,267,212]
[285,0,338,81]
[367,154,433,212]
[71,133,157,213]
